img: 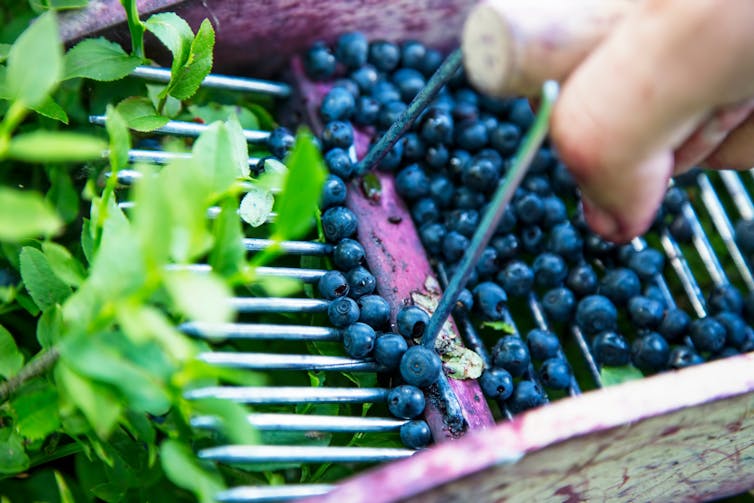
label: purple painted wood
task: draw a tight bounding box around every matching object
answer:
[304,352,754,502]
[292,58,495,440]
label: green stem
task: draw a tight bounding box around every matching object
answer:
[0,348,59,403]
[120,0,146,59]
[0,101,29,158]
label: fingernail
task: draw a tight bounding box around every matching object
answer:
[581,195,620,241]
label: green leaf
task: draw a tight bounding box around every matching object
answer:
[208,197,245,277]
[42,241,86,287]
[0,324,23,378]
[144,13,194,75]
[30,96,68,123]
[105,104,130,171]
[54,471,76,503]
[226,115,249,178]
[192,121,243,195]
[0,188,62,242]
[116,96,169,132]
[6,11,62,106]
[131,163,171,272]
[0,428,30,474]
[194,398,259,445]
[0,44,11,64]
[29,0,89,10]
[19,246,71,311]
[600,365,644,386]
[115,303,196,362]
[187,103,259,130]
[11,384,60,441]
[36,304,62,349]
[481,321,516,334]
[7,131,106,163]
[272,129,326,241]
[164,270,233,324]
[160,440,225,503]
[167,19,215,100]
[46,169,79,224]
[56,362,121,438]
[63,37,141,81]
[145,84,181,118]
[239,185,273,227]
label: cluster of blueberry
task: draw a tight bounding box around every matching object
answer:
[297,31,754,419]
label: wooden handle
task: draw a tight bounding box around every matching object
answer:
[462,0,636,97]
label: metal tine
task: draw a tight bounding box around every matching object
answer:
[243,238,332,255]
[500,309,550,403]
[570,324,603,387]
[112,169,276,194]
[117,200,278,223]
[676,193,729,288]
[197,352,379,372]
[720,170,754,220]
[198,445,414,464]
[180,322,339,341]
[697,173,754,291]
[527,293,581,395]
[659,229,708,318]
[184,386,388,404]
[228,297,328,313]
[89,115,270,143]
[630,238,677,308]
[130,65,292,98]
[126,149,263,167]
[165,264,327,283]
[215,485,334,503]
[191,413,406,433]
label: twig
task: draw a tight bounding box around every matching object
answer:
[0,348,59,403]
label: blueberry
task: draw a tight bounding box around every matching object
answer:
[420,108,454,145]
[353,96,380,126]
[657,308,691,342]
[395,164,429,201]
[428,175,454,208]
[541,287,576,322]
[522,175,551,196]
[431,92,455,113]
[741,326,754,352]
[446,209,479,237]
[473,281,508,321]
[442,231,470,263]
[631,332,670,373]
[318,270,349,300]
[617,244,637,265]
[526,329,561,361]
[324,148,354,180]
[400,40,426,69]
[584,232,616,258]
[320,87,356,122]
[371,80,402,104]
[304,41,336,80]
[320,174,348,209]
[514,192,544,225]
[707,284,743,315]
[627,296,665,329]
[714,347,740,360]
[387,385,425,419]
[346,266,376,298]
[328,296,360,328]
[378,100,408,129]
[368,40,400,72]
[475,247,500,278]
[453,100,479,122]
[690,317,727,353]
[321,121,354,150]
[643,285,667,308]
[358,294,390,328]
[508,98,535,130]
[532,253,568,288]
[322,206,358,242]
[552,162,577,195]
[539,358,572,390]
[668,214,693,242]
[489,122,520,155]
[479,368,514,400]
[392,68,425,101]
[448,149,471,179]
[592,331,630,366]
[520,225,545,254]
[343,322,376,358]
[455,289,474,312]
[547,223,583,262]
[496,261,533,298]
[453,187,485,210]
[492,336,530,377]
[419,222,446,256]
[599,268,641,305]
[403,133,426,161]
[628,248,665,280]
[446,262,479,290]
[491,234,520,263]
[541,196,568,229]
[411,198,440,225]
[529,148,555,174]
[453,120,488,152]
[662,187,688,215]
[495,207,517,234]
[400,420,432,449]
[419,48,443,77]
[735,219,754,254]
[462,157,500,193]
[350,65,380,94]
[335,31,368,69]
[575,295,618,335]
[333,238,365,271]
[507,380,546,414]
[424,143,449,170]
[713,312,747,348]
[266,127,295,159]
[667,345,704,369]
[566,261,598,297]
[374,332,408,370]
[745,290,754,324]
[400,345,442,387]
[397,305,430,339]
[377,137,404,172]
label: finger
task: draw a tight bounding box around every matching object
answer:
[551,0,754,242]
[704,112,754,170]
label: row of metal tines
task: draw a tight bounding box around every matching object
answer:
[91,65,754,502]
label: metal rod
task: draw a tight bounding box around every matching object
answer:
[680,200,728,287]
[179,323,339,341]
[165,265,327,283]
[197,352,378,372]
[119,201,277,222]
[198,445,414,464]
[89,115,270,143]
[130,65,292,98]
[228,297,329,313]
[660,230,707,318]
[243,239,332,255]
[422,81,558,350]
[126,148,262,167]
[570,325,603,387]
[184,387,389,404]
[720,170,754,220]
[356,48,463,174]
[191,413,406,432]
[215,485,334,503]
[630,238,677,309]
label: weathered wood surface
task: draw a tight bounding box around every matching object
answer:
[305,352,754,502]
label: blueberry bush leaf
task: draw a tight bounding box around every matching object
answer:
[63,38,142,81]
[163,18,215,100]
[160,439,225,503]
[116,96,170,132]
[7,131,106,163]
[600,364,644,386]
[0,188,62,242]
[19,247,72,311]
[144,13,194,77]
[0,325,24,378]
[239,185,274,227]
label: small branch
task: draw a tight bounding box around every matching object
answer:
[0,349,59,403]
